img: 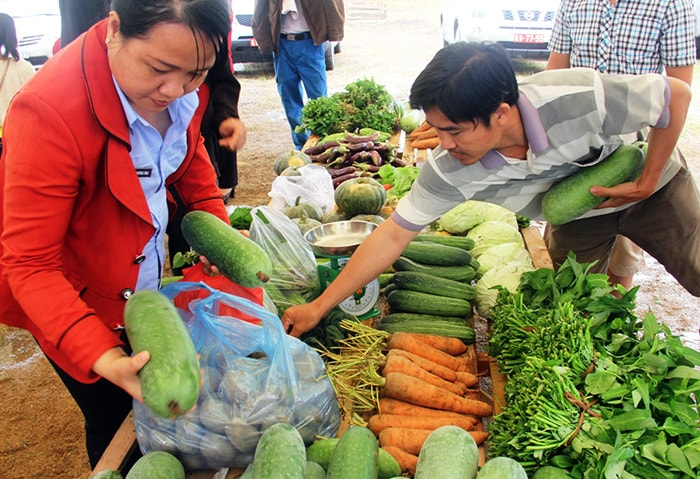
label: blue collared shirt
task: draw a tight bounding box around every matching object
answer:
[113,79,199,291]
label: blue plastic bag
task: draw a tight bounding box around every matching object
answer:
[133,282,340,471]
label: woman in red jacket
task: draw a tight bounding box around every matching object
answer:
[0,0,232,466]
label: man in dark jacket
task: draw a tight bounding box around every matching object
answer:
[252,0,344,149]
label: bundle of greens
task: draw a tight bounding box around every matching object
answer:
[296,78,399,137]
[487,253,700,478]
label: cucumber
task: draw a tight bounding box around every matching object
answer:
[392,271,476,301]
[327,426,379,479]
[393,256,477,282]
[124,290,200,419]
[252,423,306,479]
[380,312,465,325]
[414,426,479,479]
[541,142,646,225]
[414,233,475,250]
[378,316,476,344]
[402,241,474,267]
[125,451,185,479]
[477,456,528,479]
[180,210,273,287]
[532,466,575,479]
[386,289,472,318]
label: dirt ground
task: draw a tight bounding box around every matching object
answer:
[1,1,699,478]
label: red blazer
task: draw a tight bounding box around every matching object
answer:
[0,20,229,383]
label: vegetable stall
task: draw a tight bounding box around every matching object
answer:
[89,78,700,479]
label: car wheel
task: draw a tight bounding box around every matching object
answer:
[324,42,335,71]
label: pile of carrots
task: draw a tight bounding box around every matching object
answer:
[407,122,439,150]
[369,332,493,475]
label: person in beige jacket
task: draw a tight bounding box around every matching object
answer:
[253,0,344,149]
[0,12,35,126]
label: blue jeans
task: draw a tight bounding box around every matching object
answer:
[273,36,327,149]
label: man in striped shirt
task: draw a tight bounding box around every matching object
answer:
[280,42,699,337]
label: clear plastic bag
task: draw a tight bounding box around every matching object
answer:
[133,282,340,471]
[249,206,320,313]
[267,164,335,214]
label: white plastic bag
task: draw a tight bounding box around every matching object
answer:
[268,164,335,214]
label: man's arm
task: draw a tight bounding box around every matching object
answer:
[665,65,693,86]
[592,77,692,207]
[546,51,572,70]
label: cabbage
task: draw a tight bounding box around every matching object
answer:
[439,201,490,234]
[465,220,524,258]
[400,109,424,133]
[475,262,535,318]
[481,203,519,230]
[476,242,533,274]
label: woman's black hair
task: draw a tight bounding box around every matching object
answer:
[0,12,21,61]
[110,0,231,70]
[409,42,519,127]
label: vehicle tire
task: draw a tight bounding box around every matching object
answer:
[324,42,335,71]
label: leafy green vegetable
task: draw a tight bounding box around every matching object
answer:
[228,206,253,230]
[297,78,399,137]
[378,164,420,199]
[486,253,700,478]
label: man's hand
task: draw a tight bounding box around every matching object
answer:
[281,302,325,337]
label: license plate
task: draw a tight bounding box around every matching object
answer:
[514,33,544,43]
[249,38,259,47]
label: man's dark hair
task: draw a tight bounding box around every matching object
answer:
[409,42,519,127]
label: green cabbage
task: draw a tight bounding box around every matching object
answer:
[475,262,534,318]
[476,242,533,274]
[481,203,519,230]
[439,201,489,234]
[399,109,424,133]
[465,220,524,258]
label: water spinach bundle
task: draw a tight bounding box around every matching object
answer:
[486,253,700,478]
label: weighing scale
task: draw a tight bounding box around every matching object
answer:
[305,221,381,320]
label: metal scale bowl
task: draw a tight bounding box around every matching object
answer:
[305,220,381,319]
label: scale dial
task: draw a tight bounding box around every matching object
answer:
[338,277,381,316]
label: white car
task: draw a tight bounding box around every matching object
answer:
[440,0,560,59]
[0,0,60,68]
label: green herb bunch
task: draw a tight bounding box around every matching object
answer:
[487,253,700,478]
[297,78,399,137]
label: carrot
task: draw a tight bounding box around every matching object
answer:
[381,445,419,475]
[379,427,490,455]
[367,413,478,435]
[382,372,493,417]
[379,398,478,422]
[382,352,466,396]
[387,332,466,372]
[410,121,432,136]
[390,349,457,381]
[410,137,440,150]
[378,427,431,455]
[410,127,438,141]
[398,332,468,356]
[454,370,479,387]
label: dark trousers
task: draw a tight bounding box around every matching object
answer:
[46,333,138,468]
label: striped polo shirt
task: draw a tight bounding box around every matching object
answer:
[394,68,682,229]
